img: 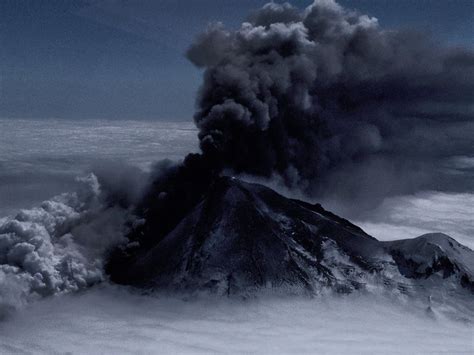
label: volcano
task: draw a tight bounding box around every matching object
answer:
[106,177,474,296]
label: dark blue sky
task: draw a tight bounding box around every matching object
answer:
[1,0,473,120]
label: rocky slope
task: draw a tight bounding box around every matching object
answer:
[106,177,474,296]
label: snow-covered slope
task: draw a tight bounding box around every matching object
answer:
[107,177,474,298]
[384,233,474,292]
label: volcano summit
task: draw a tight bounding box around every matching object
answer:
[107,177,474,298]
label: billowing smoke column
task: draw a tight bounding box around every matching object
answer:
[187,0,474,196]
[106,0,474,282]
[110,0,474,270]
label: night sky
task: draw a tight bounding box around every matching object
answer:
[1,0,473,120]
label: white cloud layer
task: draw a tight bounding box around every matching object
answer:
[356,191,474,249]
[0,286,472,354]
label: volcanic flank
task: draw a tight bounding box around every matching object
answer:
[106,177,474,296]
[105,0,474,297]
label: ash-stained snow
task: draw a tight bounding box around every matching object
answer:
[386,233,474,274]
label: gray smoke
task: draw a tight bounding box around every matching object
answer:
[0,174,132,315]
[187,0,474,206]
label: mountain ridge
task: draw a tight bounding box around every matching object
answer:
[106,177,474,297]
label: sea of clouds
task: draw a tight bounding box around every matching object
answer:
[0,118,472,352]
[1,118,474,310]
[0,118,199,315]
[1,285,472,354]
[1,0,473,351]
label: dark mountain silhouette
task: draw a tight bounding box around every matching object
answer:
[106,177,474,296]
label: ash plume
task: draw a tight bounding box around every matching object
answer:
[186,0,474,202]
[111,0,474,256]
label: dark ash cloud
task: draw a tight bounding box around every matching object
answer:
[106,0,474,286]
[186,0,474,202]
[111,0,474,263]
